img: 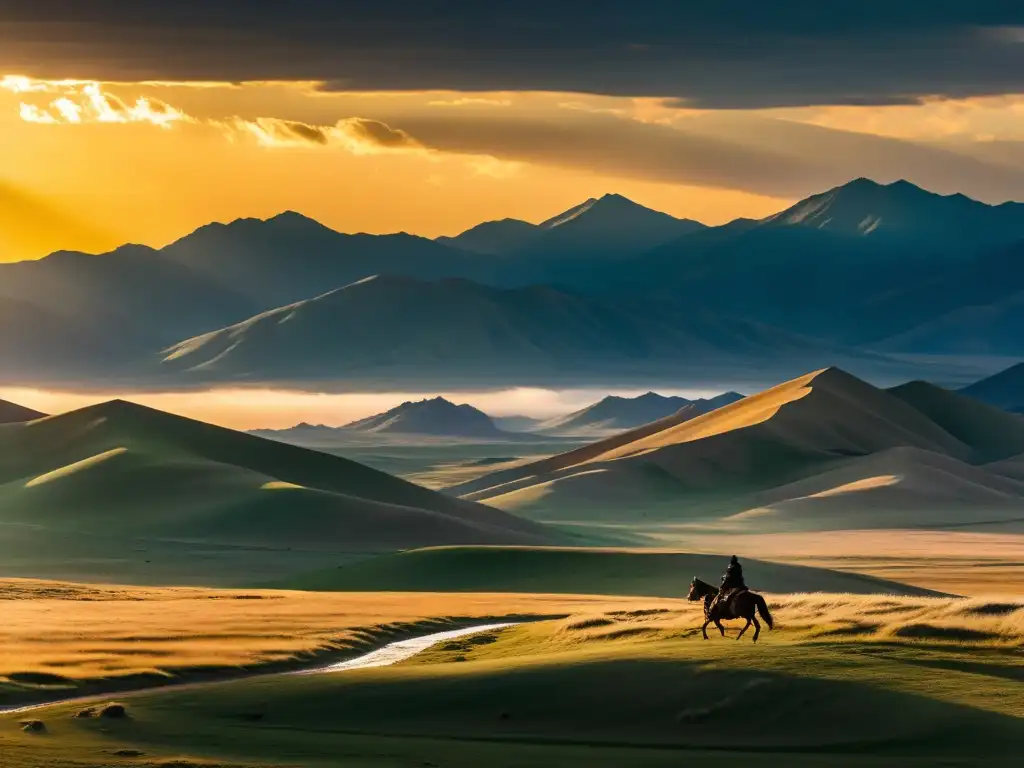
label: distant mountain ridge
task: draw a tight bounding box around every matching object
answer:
[4,178,1024,385]
[537,391,744,435]
[960,363,1024,412]
[438,193,706,262]
[0,398,45,424]
[763,178,1024,248]
[159,274,855,387]
[343,396,509,438]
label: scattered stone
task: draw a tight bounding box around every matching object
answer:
[20,719,46,733]
[100,703,129,719]
[74,706,98,719]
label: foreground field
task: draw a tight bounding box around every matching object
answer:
[1,592,1022,767]
[0,579,640,709]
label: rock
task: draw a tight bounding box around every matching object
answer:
[19,719,46,733]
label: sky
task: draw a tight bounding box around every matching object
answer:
[2,2,1024,261]
[0,385,725,431]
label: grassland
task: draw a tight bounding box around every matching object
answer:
[1,590,1021,767]
[278,545,944,597]
[0,579,640,709]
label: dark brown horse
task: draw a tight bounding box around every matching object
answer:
[687,577,774,642]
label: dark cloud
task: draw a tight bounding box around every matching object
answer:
[385,111,1024,202]
[280,120,329,145]
[1,2,1023,107]
[344,118,418,148]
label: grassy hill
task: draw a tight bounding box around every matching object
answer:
[448,368,1024,532]
[0,401,553,571]
[278,545,943,597]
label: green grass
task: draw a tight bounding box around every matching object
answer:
[4,609,1022,767]
[275,545,945,597]
[0,402,557,585]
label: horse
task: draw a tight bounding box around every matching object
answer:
[686,577,774,642]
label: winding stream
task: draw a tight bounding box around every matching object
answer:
[1,622,518,716]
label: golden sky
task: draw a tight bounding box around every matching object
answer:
[2,76,1024,262]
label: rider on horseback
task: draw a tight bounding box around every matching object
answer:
[712,555,747,612]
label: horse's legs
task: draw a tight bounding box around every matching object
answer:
[736,619,751,640]
[714,619,726,637]
[752,616,761,643]
[701,619,711,640]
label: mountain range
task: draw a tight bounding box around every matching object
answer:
[448,368,1024,534]
[253,397,516,444]
[4,177,1024,386]
[160,275,844,386]
[535,391,744,435]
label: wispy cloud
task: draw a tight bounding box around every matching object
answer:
[221,116,424,155]
[3,75,425,156]
[4,77,189,128]
[428,97,513,107]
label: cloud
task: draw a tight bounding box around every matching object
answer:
[4,75,423,155]
[385,110,1024,202]
[221,116,422,154]
[1,3,1023,107]
[4,77,190,128]
[427,97,512,107]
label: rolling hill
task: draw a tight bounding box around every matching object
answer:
[448,368,1024,532]
[279,545,942,597]
[0,398,45,424]
[0,400,553,554]
[159,275,846,386]
[537,391,744,435]
[960,362,1024,411]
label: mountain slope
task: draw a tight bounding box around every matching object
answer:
[436,218,538,255]
[762,178,1024,247]
[572,180,1024,345]
[538,391,744,435]
[343,397,510,438]
[960,363,1024,411]
[0,400,552,551]
[161,212,484,306]
[539,392,691,435]
[448,368,1021,530]
[160,275,845,386]
[0,398,45,424]
[887,380,1024,462]
[0,248,253,377]
[876,292,1024,355]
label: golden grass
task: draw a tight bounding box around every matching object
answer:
[528,594,1024,650]
[662,530,1024,596]
[0,578,644,687]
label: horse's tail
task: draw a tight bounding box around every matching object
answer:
[755,594,774,630]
